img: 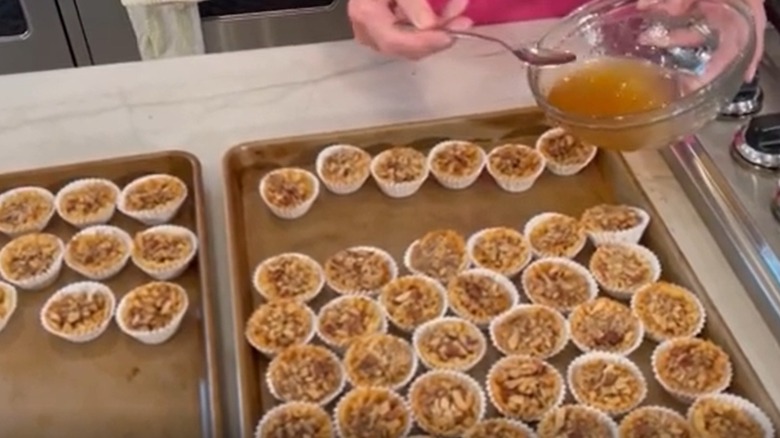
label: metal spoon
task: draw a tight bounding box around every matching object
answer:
[445,29,577,66]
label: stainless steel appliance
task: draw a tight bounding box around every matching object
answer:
[0,0,74,74]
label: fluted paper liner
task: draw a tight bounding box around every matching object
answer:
[245,302,317,357]
[486,146,546,193]
[115,282,189,345]
[379,274,449,333]
[651,338,733,403]
[370,150,430,198]
[40,281,116,343]
[324,246,398,296]
[488,304,570,359]
[447,268,519,327]
[403,239,470,282]
[535,127,598,176]
[619,405,690,436]
[485,356,566,422]
[524,212,587,259]
[538,404,618,438]
[252,252,325,303]
[0,234,64,291]
[254,402,335,438]
[344,334,419,391]
[334,387,412,438]
[521,257,599,313]
[630,281,706,342]
[65,225,132,280]
[568,300,645,356]
[585,206,651,247]
[412,316,487,372]
[131,225,198,281]
[55,178,121,228]
[687,393,775,438]
[315,144,372,195]
[118,174,188,225]
[258,168,320,220]
[315,295,388,351]
[567,352,648,416]
[427,141,487,190]
[266,345,346,406]
[466,227,532,278]
[465,418,538,438]
[589,243,662,300]
[0,281,18,333]
[408,369,486,437]
[0,186,56,237]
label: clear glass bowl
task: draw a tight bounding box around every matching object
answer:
[527,0,756,151]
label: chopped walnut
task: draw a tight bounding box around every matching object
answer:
[581,204,643,232]
[431,141,484,177]
[410,372,483,436]
[0,189,52,232]
[415,318,485,370]
[245,300,313,354]
[60,183,117,219]
[689,397,766,438]
[336,387,410,438]
[632,282,703,340]
[344,333,414,388]
[654,338,731,395]
[491,305,567,358]
[379,276,445,331]
[324,248,393,293]
[320,147,371,184]
[261,169,316,208]
[267,344,343,404]
[537,405,614,438]
[0,286,9,320]
[469,227,530,276]
[258,402,333,438]
[488,144,543,178]
[590,244,654,293]
[528,214,585,258]
[487,356,563,421]
[120,282,186,331]
[44,290,111,335]
[255,254,322,301]
[619,406,694,438]
[464,419,533,438]
[0,233,61,280]
[523,260,592,311]
[569,298,642,353]
[538,130,596,166]
[408,229,468,284]
[317,296,384,348]
[570,356,645,414]
[67,232,128,272]
[132,231,193,267]
[447,271,513,324]
[124,175,186,212]
[373,147,426,183]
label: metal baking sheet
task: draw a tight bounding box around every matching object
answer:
[223,108,780,437]
[0,151,222,438]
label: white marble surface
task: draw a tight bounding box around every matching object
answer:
[1,18,780,436]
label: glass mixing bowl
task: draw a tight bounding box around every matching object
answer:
[527,0,756,151]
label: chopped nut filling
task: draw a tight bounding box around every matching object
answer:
[537,405,614,438]
[261,169,315,208]
[487,356,563,421]
[124,175,186,212]
[132,231,193,267]
[336,387,409,438]
[245,300,313,354]
[528,214,585,257]
[317,296,384,348]
[569,298,641,353]
[0,286,9,320]
[469,227,530,275]
[324,248,393,293]
[581,204,643,232]
[267,345,343,404]
[538,130,596,165]
[590,245,654,293]
[632,282,703,340]
[320,147,371,184]
[373,147,426,183]
[44,290,111,335]
[344,333,414,388]
[689,397,765,438]
[408,229,468,284]
[619,407,694,438]
[258,402,333,438]
[67,232,128,271]
[379,276,445,331]
[120,282,186,331]
[447,272,513,324]
[0,189,52,231]
[570,357,645,413]
[60,183,117,219]
[410,372,483,436]
[464,419,533,438]
[654,338,731,395]
[415,318,485,370]
[431,141,483,176]
[523,260,592,311]
[491,305,566,358]
[1,233,61,280]
[488,144,543,178]
[255,254,322,301]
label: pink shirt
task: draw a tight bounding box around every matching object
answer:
[429,0,587,24]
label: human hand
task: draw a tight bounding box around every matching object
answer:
[347,0,473,59]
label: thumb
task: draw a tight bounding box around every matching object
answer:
[637,0,696,15]
[395,0,439,29]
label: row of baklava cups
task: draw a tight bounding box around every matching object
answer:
[258,127,599,220]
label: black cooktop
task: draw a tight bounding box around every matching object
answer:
[0,0,27,38]
[199,0,335,18]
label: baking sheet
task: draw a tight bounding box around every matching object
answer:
[0,151,222,438]
[223,108,780,437]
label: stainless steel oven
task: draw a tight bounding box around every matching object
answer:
[0,0,74,75]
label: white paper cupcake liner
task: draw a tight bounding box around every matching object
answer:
[568,301,645,356]
[370,152,430,198]
[64,225,132,281]
[465,418,538,438]
[651,338,733,403]
[524,212,587,259]
[403,239,470,283]
[447,268,519,327]
[0,234,65,291]
[630,282,707,342]
[379,274,449,333]
[315,144,372,195]
[427,141,487,190]
[619,405,689,436]
[0,186,56,237]
[258,168,320,220]
[266,346,346,406]
[412,316,487,372]
[521,257,599,313]
[0,281,18,333]
[315,295,388,351]
[131,225,198,281]
[590,243,662,300]
[115,282,189,345]
[486,356,566,422]
[535,127,599,176]
[687,393,775,438]
[254,402,335,438]
[488,304,570,359]
[466,227,533,278]
[344,334,419,391]
[55,178,121,228]
[325,246,398,296]
[252,252,325,303]
[538,404,618,438]
[408,369,486,438]
[486,146,546,193]
[334,387,412,438]
[567,352,648,416]
[40,281,116,343]
[586,207,651,247]
[245,302,317,357]
[118,174,188,225]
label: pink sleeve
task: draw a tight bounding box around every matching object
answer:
[428,0,587,24]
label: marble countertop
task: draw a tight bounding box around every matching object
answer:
[1,19,779,436]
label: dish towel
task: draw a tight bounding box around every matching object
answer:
[121,0,205,61]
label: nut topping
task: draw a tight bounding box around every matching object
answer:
[59,182,117,219]
[44,288,111,335]
[336,387,410,438]
[590,244,655,293]
[537,405,615,438]
[415,318,485,371]
[67,231,128,271]
[320,146,371,184]
[324,247,394,293]
[255,253,323,301]
[408,229,468,284]
[317,296,385,348]
[409,371,483,436]
[487,356,563,421]
[689,396,767,438]
[0,188,53,232]
[527,214,585,258]
[569,355,646,414]
[0,233,62,280]
[261,168,316,208]
[538,129,596,166]
[619,406,694,438]
[344,333,415,388]
[581,204,643,232]
[373,147,426,183]
[447,271,514,324]
[132,230,193,267]
[431,141,484,177]
[257,402,333,438]
[491,305,567,359]
[124,175,186,212]
[488,144,543,178]
[267,345,344,404]
[464,419,534,438]
[245,300,314,354]
[569,298,642,354]
[523,259,593,311]
[119,281,187,332]
[632,282,703,340]
[379,275,445,331]
[654,338,732,395]
[469,227,530,276]
[0,285,10,320]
